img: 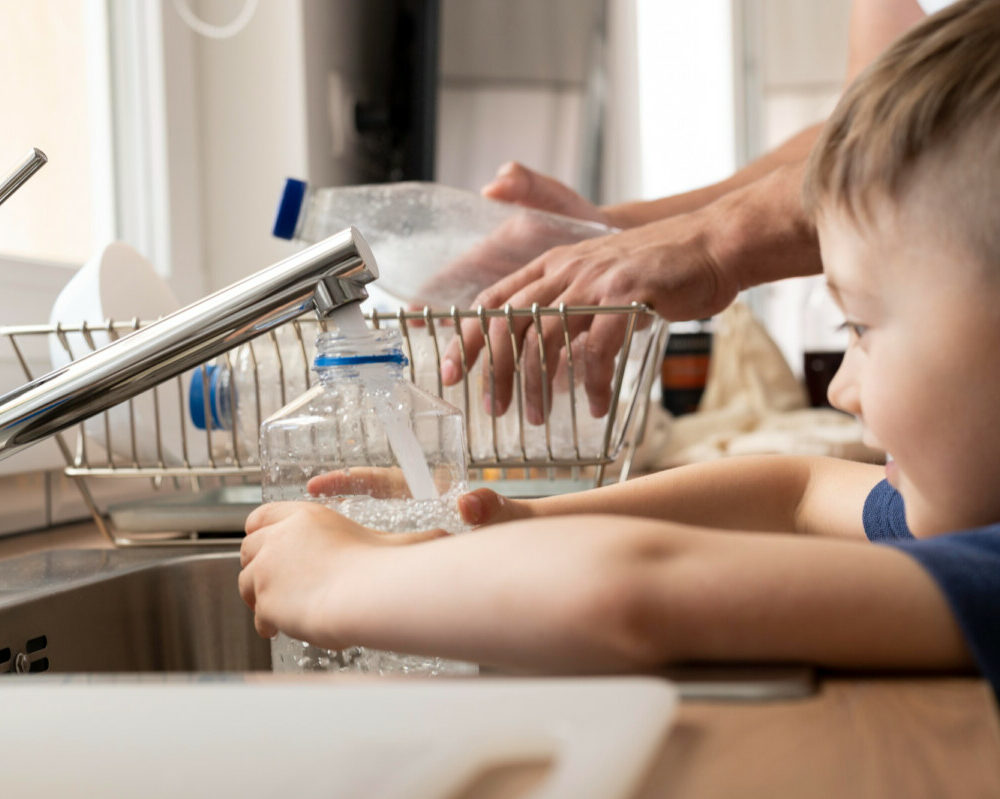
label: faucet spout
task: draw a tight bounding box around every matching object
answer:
[0,227,379,462]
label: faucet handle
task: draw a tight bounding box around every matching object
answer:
[314,273,371,316]
[312,227,380,317]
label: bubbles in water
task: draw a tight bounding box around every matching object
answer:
[332,489,466,532]
[270,488,477,676]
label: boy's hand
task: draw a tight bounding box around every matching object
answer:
[307,472,534,529]
[457,487,534,527]
[238,501,447,643]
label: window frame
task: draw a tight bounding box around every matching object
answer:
[0,0,205,479]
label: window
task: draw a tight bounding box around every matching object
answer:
[0,0,115,266]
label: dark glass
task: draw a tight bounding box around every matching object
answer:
[803,350,844,408]
[661,331,713,416]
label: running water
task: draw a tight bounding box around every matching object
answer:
[327,303,438,500]
[270,486,475,676]
[327,300,370,336]
[266,302,468,675]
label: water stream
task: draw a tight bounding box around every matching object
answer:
[328,303,438,501]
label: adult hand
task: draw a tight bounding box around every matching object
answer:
[440,210,739,422]
[408,162,615,311]
[238,501,447,643]
[481,161,611,224]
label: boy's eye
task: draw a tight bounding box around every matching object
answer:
[836,321,868,341]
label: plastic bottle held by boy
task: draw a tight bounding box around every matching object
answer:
[260,318,476,675]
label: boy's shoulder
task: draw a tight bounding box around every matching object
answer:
[866,482,1000,694]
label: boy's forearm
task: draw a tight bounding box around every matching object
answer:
[326,513,969,674]
[330,515,665,672]
[530,456,877,537]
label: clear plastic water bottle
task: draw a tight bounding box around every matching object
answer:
[188,327,314,465]
[271,177,617,310]
[260,312,476,676]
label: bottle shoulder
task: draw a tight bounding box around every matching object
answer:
[261,376,462,429]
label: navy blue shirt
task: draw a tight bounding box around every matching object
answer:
[864,479,1000,693]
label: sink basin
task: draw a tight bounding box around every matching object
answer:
[0,549,269,674]
[0,548,815,700]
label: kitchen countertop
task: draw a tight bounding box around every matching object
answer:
[3,522,999,797]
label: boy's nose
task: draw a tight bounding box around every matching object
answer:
[826,350,860,415]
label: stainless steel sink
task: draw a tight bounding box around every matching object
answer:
[0,549,269,674]
[0,548,816,699]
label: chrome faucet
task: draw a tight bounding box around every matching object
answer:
[0,228,379,462]
[0,148,47,208]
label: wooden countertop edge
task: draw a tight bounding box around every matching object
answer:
[5,522,1000,797]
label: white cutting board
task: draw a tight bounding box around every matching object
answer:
[0,676,676,799]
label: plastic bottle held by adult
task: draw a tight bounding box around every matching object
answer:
[271,177,620,311]
[260,315,476,676]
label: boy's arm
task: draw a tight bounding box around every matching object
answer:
[239,503,971,675]
[465,456,884,539]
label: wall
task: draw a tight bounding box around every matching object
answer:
[756,0,850,153]
[435,0,602,197]
[742,0,852,373]
[190,0,309,292]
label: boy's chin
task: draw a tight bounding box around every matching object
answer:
[903,497,968,538]
[898,485,941,538]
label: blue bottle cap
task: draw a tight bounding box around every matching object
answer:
[272,178,308,239]
[189,364,228,430]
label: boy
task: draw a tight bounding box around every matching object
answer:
[239,0,1000,689]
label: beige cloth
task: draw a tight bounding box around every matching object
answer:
[634,302,884,469]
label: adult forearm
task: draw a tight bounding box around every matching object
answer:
[706,160,823,288]
[602,125,823,229]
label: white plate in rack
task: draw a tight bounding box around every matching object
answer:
[1,675,677,799]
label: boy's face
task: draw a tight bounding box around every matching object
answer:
[819,195,1000,537]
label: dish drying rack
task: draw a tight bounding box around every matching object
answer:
[1,305,666,547]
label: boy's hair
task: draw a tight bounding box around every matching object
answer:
[804,0,1000,259]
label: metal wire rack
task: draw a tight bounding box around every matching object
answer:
[0,304,666,546]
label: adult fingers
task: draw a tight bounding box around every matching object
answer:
[480,312,536,416]
[482,161,609,224]
[440,260,549,387]
[520,309,591,426]
[583,312,632,418]
[475,252,579,416]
